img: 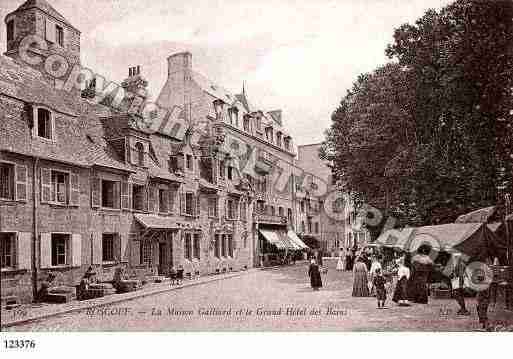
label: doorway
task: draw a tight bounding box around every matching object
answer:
[158,243,167,275]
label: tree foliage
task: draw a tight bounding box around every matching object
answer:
[322,0,513,234]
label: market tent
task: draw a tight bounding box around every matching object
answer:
[377,223,498,260]
[455,206,496,224]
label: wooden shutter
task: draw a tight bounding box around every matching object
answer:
[41,168,52,203]
[92,233,102,264]
[45,18,56,43]
[180,192,186,215]
[120,234,129,263]
[121,181,130,210]
[15,164,28,201]
[195,194,201,217]
[91,177,101,208]
[40,233,52,268]
[69,171,80,206]
[114,181,121,209]
[148,185,157,213]
[16,232,32,270]
[71,234,82,267]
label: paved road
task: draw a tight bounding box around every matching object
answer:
[5,262,513,331]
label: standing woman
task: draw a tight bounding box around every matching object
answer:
[336,248,346,271]
[352,257,370,297]
[392,256,411,306]
[345,248,352,271]
[308,259,323,291]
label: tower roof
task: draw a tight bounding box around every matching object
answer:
[9,0,78,31]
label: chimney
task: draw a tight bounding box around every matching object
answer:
[167,52,192,78]
[121,65,148,110]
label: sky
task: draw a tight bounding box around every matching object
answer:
[0,0,453,146]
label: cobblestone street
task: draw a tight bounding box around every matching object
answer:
[5,262,513,332]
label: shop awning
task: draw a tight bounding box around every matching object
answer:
[260,229,300,250]
[134,214,179,230]
[287,230,309,250]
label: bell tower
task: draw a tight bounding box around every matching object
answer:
[4,0,81,83]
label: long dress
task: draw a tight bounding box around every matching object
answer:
[336,251,345,271]
[345,254,352,271]
[352,261,369,297]
[308,263,323,289]
[392,265,410,303]
[407,255,434,304]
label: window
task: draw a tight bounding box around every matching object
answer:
[56,25,64,46]
[132,184,146,211]
[185,192,194,216]
[140,241,152,265]
[221,234,227,257]
[184,233,192,261]
[36,108,53,140]
[51,170,69,204]
[227,166,233,180]
[169,156,178,173]
[315,222,319,234]
[7,20,14,43]
[208,197,218,218]
[287,208,293,223]
[51,233,69,266]
[243,117,250,132]
[300,201,305,213]
[308,218,312,233]
[228,108,238,126]
[0,163,14,200]
[0,233,16,269]
[102,233,116,262]
[284,137,290,151]
[135,142,144,166]
[227,198,238,220]
[270,206,275,216]
[240,201,247,222]
[214,234,221,258]
[186,154,193,171]
[102,179,120,209]
[276,132,282,147]
[266,128,273,143]
[159,189,169,213]
[193,233,201,260]
[219,161,226,179]
[278,207,284,217]
[301,221,305,233]
[227,235,233,258]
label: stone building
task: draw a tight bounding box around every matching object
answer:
[0,0,312,304]
[296,143,369,255]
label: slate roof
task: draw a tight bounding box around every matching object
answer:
[0,55,131,172]
[10,0,78,31]
[192,71,236,105]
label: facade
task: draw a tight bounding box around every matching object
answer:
[296,143,369,255]
[0,0,316,304]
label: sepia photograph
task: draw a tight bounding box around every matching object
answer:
[0,0,513,347]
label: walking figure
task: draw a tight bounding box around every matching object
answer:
[308,259,323,291]
[373,268,387,309]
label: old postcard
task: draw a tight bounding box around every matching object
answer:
[1,0,513,342]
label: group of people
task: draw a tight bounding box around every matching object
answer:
[335,247,360,272]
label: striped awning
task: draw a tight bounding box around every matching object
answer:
[287,230,309,250]
[259,229,307,250]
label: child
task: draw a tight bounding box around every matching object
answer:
[373,268,387,309]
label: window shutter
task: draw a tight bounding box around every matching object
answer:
[15,164,28,201]
[161,189,169,213]
[41,168,52,203]
[121,181,130,210]
[195,194,201,217]
[40,233,52,268]
[92,233,102,264]
[168,190,175,214]
[45,18,56,43]
[91,177,101,208]
[120,234,129,263]
[69,171,80,206]
[71,234,82,267]
[16,232,32,270]
[114,181,121,209]
[180,192,186,215]
[148,185,157,213]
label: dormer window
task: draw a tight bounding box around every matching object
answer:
[243,117,250,132]
[7,19,14,44]
[228,107,239,126]
[34,107,54,140]
[186,154,194,171]
[284,137,291,151]
[135,142,145,166]
[213,100,224,120]
[265,127,273,143]
[276,132,282,147]
[56,25,64,47]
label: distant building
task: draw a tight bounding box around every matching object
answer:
[296,143,369,254]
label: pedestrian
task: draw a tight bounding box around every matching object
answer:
[345,247,352,271]
[476,257,494,330]
[336,248,345,271]
[369,255,382,296]
[392,256,410,306]
[308,259,323,291]
[373,268,387,309]
[408,247,434,304]
[176,265,184,285]
[169,266,177,286]
[352,256,369,297]
[316,251,324,267]
[451,254,470,315]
